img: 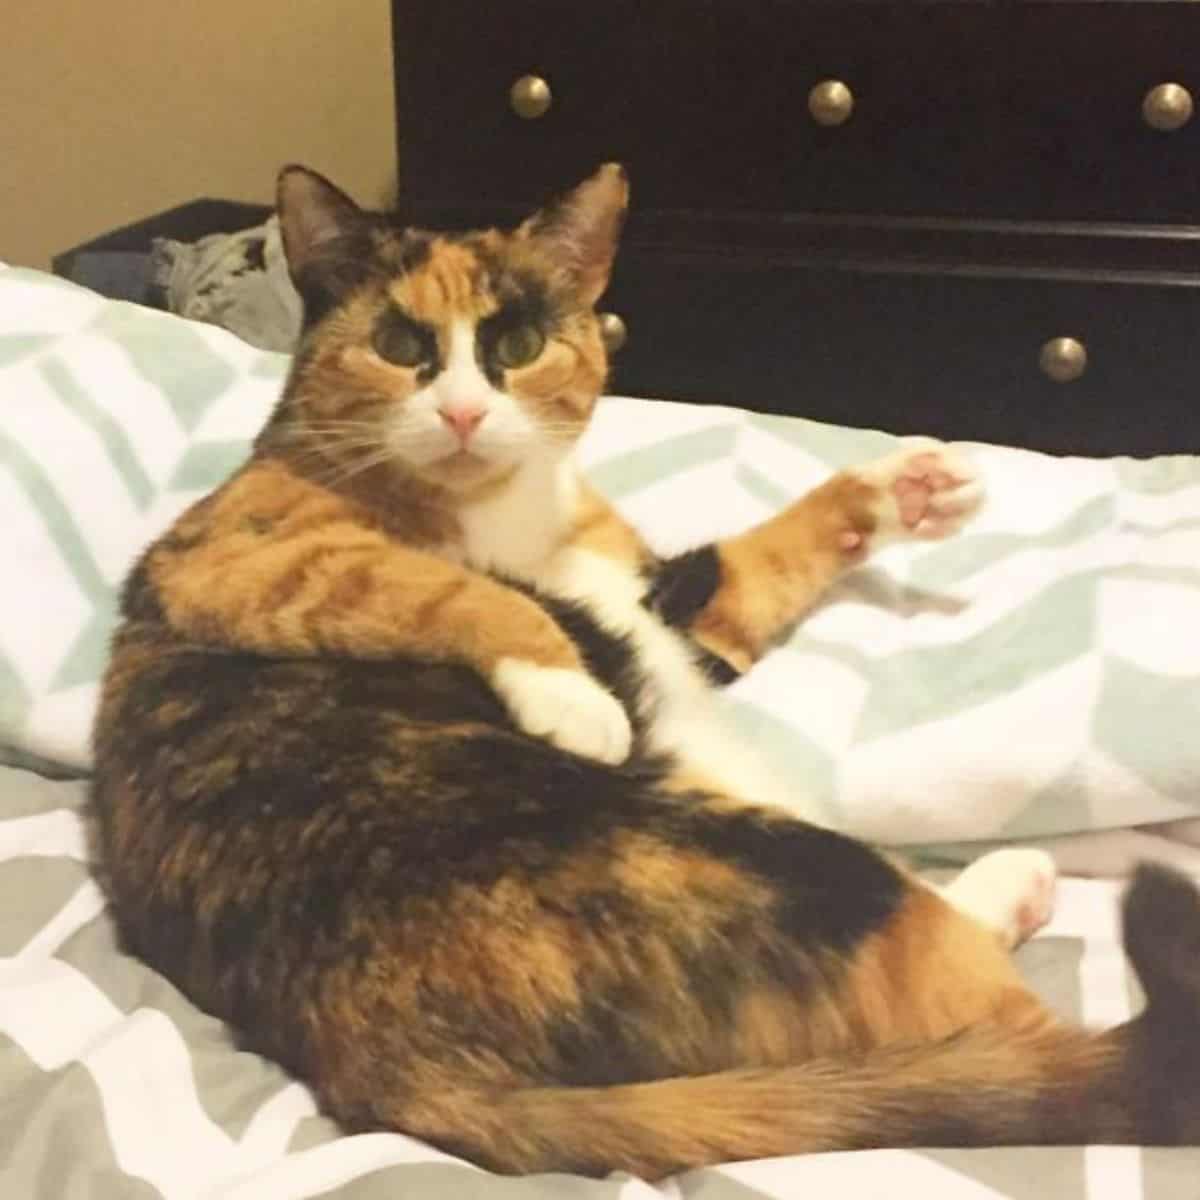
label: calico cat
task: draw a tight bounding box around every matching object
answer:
[91,163,1200,1178]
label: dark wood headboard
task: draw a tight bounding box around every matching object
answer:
[391,0,1200,456]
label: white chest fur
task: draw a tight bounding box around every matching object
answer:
[457,458,578,577]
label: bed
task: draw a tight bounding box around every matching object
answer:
[4,251,1200,1197]
[5,762,1195,1200]
[10,1,1200,1190]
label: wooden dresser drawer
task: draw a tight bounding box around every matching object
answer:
[603,257,1200,456]
[395,0,644,217]
[391,0,1200,455]
[997,4,1200,224]
[397,1,1005,221]
[633,2,1200,223]
[395,1,1200,226]
[627,2,1004,220]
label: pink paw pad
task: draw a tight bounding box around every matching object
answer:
[1015,867,1057,941]
[854,440,985,549]
[892,455,969,530]
[944,848,1058,950]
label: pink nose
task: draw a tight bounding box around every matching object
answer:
[439,404,485,442]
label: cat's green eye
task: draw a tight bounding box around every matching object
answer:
[373,322,427,368]
[495,324,545,369]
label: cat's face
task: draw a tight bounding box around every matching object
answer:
[274,165,628,496]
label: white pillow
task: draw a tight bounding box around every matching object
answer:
[0,266,283,768]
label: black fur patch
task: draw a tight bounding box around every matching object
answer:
[390,230,434,274]
[519,583,653,731]
[289,211,400,330]
[119,558,164,622]
[683,806,904,953]
[641,548,740,683]
[1121,864,1200,1140]
[293,234,379,329]
[475,277,557,388]
[643,547,722,630]
[691,649,740,686]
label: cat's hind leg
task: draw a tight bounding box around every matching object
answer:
[941,848,1058,950]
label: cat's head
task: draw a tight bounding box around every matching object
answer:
[271,164,628,497]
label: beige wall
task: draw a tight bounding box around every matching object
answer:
[1,3,396,270]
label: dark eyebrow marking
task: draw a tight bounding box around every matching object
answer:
[378,301,437,335]
[484,272,556,334]
[373,305,443,384]
[474,277,557,387]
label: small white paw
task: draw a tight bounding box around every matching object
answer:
[855,437,985,546]
[492,659,633,765]
[944,848,1058,949]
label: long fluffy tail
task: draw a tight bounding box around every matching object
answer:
[403,864,1200,1178]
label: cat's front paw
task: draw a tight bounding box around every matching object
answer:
[492,660,633,765]
[854,438,985,546]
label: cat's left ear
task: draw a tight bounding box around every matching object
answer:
[520,163,629,306]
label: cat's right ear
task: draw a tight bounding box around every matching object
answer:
[276,166,363,273]
[276,166,374,325]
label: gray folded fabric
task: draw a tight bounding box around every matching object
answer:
[151,215,302,352]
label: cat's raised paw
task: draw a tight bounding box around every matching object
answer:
[856,438,985,545]
[492,660,633,764]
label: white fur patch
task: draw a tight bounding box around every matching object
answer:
[386,320,541,475]
[941,848,1058,947]
[491,658,633,764]
[537,544,821,819]
[459,458,578,577]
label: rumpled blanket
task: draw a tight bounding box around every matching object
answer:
[151,215,302,352]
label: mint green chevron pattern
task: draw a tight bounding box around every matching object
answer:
[0,266,282,769]
[4,263,1200,855]
[582,405,1200,849]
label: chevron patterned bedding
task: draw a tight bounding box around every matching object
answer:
[3,263,1200,1196]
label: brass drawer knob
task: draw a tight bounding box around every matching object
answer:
[598,312,627,353]
[808,80,855,127]
[510,75,553,120]
[1039,337,1088,383]
[1142,83,1194,132]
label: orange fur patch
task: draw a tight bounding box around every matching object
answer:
[388,239,496,325]
[569,483,649,567]
[147,459,583,674]
[693,471,881,671]
[843,882,1051,1047]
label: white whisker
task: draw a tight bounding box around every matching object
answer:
[310,446,404,490]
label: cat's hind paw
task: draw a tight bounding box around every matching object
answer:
[492,660,633,765]
[943,848,1058,950]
